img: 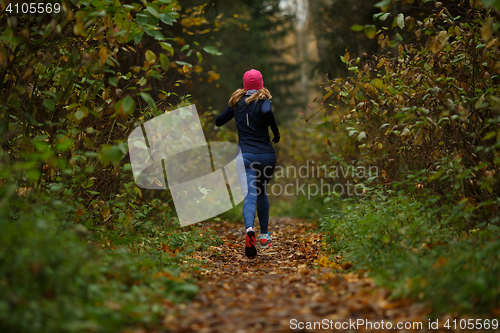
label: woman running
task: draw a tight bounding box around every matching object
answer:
[215,69,280,259]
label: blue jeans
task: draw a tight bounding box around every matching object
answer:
[241,152,276,233]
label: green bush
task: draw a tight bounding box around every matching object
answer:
[0,183,222,333]
[320,183,500,315]
[320,1,500,229]
[317,0,500,315]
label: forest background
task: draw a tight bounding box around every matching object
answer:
[1,0,500,331]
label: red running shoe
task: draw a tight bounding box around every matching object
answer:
[245,227,257,259]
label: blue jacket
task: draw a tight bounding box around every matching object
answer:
[215,96,280,154]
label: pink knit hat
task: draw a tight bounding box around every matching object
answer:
[243,69,263,91]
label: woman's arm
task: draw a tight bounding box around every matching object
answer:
[215,106,235,127]
[261,100,280,141]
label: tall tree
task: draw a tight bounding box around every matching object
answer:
[169,0,304,124]
[307,0,381,78]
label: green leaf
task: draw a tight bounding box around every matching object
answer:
[134,186,143,198]
[146,6,159,18]
[382,234,391,243]
[122,96,135,114]
[481,0,500,9]
[196,51,203,64]
[109,146,124,165]
[159,42,174,56]
[66,103,79,111]
[351,25,364,32]
[396,33,403,41]
[160,13,176,25]
[364,25,377,39]
[126,28,142,44]
[145,29,165,41]
[109,77,118,87]
[26,169,41,182]
[133,32,143,44]
[160,53,170,71]
[91,0,103,8]
[140,92,157,110]
[74,110,85,120]
[396,13,405,29]
[380,12,390,21]
[136,13,149,25]
[419,107,430,115]
[203,46,222,56]
[83,178,94,188]
[175,61,191,67]
[340,55,346,63]
[33,135,48,142]
[42,90,56,98]
[56,138,73,152]
[98,145,111,166]
[375,0,391,8]
[475,94,486,109]
[43,99,55,112]
[374,12,391,21]
[145,50,156,64]
[50,183,65,191]
[114,100,122,112]
[483,131,496,140]
[372,78,385,88]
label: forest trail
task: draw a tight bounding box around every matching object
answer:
[162,218,433,332]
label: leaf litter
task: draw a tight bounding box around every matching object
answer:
[159,217,444,332]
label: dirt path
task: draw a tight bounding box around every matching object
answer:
[163,217,432,332]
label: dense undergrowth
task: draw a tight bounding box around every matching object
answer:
[0,0,228,331]
[320,0,500,316]
[0,183,222,333]
[321,181,500,315]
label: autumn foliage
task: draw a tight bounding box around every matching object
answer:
[319,0,500,315]
[322,1,500,228]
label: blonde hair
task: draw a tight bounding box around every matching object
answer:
[229,88,272,108]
